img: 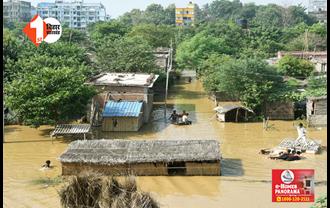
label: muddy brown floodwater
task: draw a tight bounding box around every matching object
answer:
[4,79,327,208]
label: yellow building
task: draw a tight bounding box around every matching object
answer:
[176,1,195,26]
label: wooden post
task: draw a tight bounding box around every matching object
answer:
[235,108,239,122]
[84,133,86,140]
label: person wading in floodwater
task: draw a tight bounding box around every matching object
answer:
[169,110,179,124]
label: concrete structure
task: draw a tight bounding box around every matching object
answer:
[3,0,31,22]
[37,0,107,30]
[307,96,327,127]
[308,0,327,22]
[265,101,295,120]
[86,73,159,125]
[59,139,222,176]
[154,47,170,70]
[102,101,144,132]
[277,51,327,60]
[175,1,196,26]
[310,57,327,73]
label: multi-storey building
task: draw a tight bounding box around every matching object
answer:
[308,0,327,22]
[37,0,107,30]
[175,1,195,26]
[3,0,31,22]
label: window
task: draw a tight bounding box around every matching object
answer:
[112,119,118,128]
[167,162,186,175]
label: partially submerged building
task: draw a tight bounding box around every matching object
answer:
[86,73,159,127]
[265,101,295,120]
[307,96,327,127]
[154,47,170,70]
[214,104,254,122]
[59,139,221,176]
[102,100,144,132]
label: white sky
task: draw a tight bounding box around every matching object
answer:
[27,0,309,18]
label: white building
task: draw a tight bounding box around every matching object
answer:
[3,0,31,22]
[308,0,327,22]
[308,0,327,12]
[37,0,108,30]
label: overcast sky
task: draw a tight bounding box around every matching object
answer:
[28,0,309,18]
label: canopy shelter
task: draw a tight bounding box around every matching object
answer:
[51,124,91,142]
[214,104,254,122]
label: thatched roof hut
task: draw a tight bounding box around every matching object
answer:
[59,139,221,176]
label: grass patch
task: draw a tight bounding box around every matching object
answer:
[31,176,63,186]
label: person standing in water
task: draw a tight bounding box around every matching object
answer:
[295,123,308,146]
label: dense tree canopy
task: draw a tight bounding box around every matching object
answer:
[277,55,315,79]
[96,36,157,73]
[5,67,96,127]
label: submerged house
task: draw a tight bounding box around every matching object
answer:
[86,73,159,126]
[307,96,327,127]
[265,101,295,120]
[102,100,144,132]
[59,139,221,176]
[214,104,254,122]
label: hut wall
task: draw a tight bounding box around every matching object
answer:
[102,114,143,132]
[307,98,327,127]
[62,162,168,176]
[186,162,221,176]
[265,102,294,120]
[62,162,221,176]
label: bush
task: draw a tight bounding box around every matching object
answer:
[277,55,314,79]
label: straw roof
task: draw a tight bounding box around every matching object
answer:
[59,139,221,165]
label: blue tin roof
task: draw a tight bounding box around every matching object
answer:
[103,101,143,117]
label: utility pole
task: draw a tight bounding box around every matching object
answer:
[164,40,173,120]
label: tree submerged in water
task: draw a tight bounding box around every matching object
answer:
[59,172,159,208]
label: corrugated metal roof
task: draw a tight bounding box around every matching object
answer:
[103,101,143,117]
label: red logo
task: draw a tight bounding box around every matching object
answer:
[272,169,314,202]
[23,15,48,47]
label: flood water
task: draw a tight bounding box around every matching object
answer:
[4,79,327,208]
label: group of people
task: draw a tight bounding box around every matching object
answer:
[169,110,192,125]
[269,148,302,161]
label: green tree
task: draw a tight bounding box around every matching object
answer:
[5,67,96,127]
[277,55,315,79]
[201,58,288,114]
[176,32,232,72]
[96,36,157,73]
[3,29,21,82]
[253,4,284,27]
[128,24,175,48]
[305,75,327,97]
[205,0,243,21]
